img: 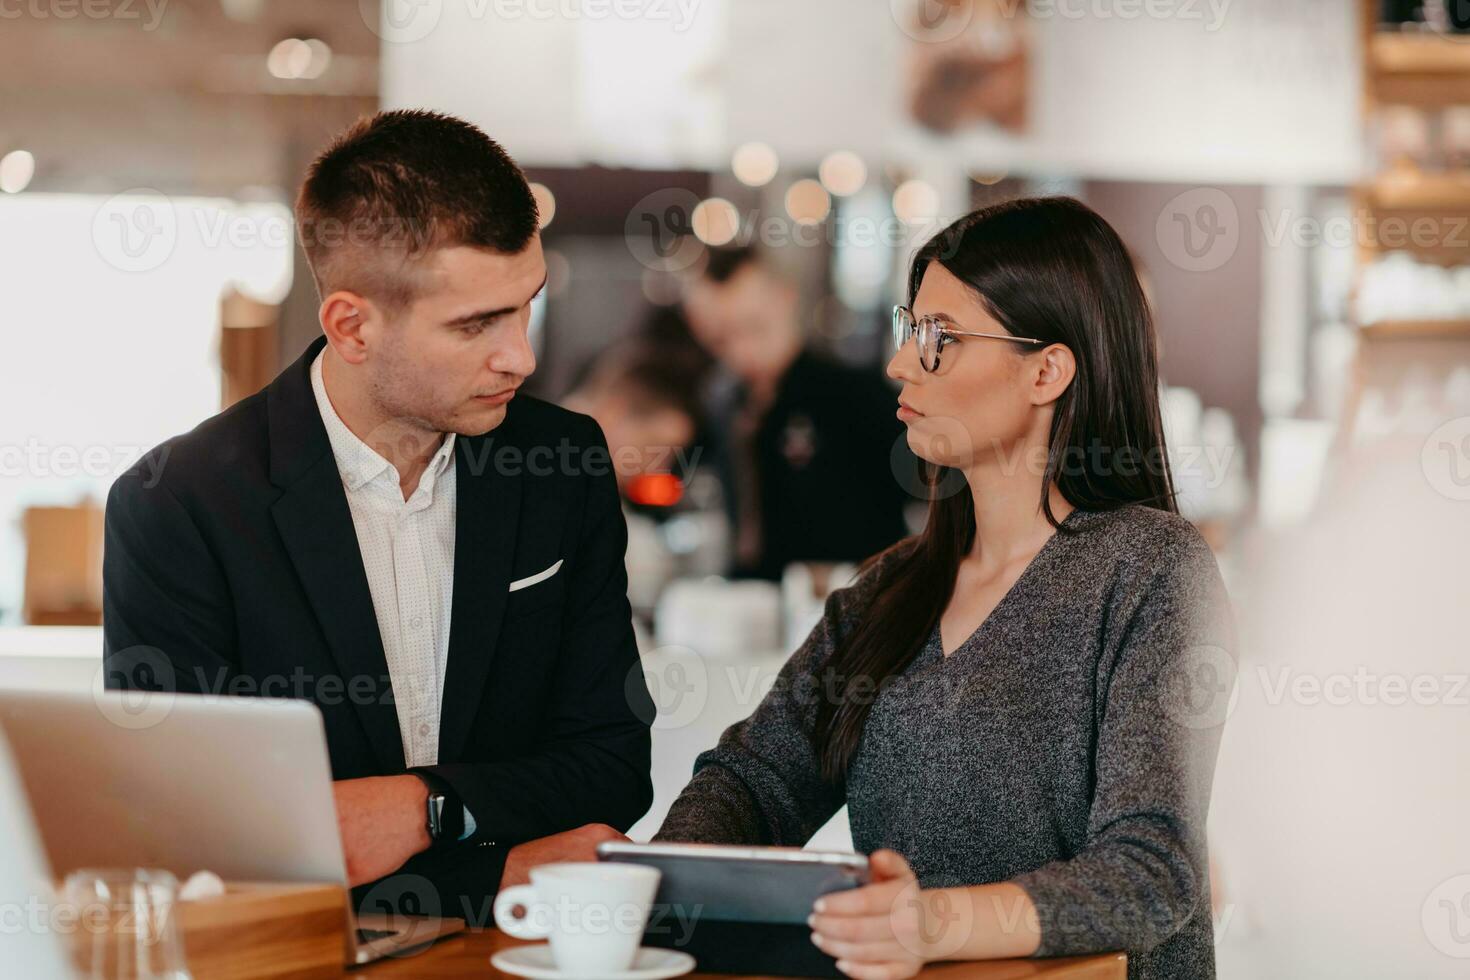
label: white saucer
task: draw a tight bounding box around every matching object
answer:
[491,944,696,980]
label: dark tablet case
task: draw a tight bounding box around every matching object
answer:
[599,845,868,978]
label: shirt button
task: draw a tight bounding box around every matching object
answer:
[410,617,423,629]
[418,723,430,737]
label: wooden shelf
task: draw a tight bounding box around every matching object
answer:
[1352,177,1470,263]
[1344,5,1470,448]
[1369,32,1470,105]
[1371,33,1470,74]
[1365,171,1470,209]
[1359,318,1470,340]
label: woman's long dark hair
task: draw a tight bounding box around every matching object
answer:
[813,196,1177,783]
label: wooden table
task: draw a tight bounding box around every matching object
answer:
[356,929,1126,979]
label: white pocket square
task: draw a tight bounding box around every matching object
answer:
[509,559,563,593]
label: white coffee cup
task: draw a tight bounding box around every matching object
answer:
[493,862,661,975]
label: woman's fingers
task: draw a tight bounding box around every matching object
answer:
[832,958,921,980]
[809,855,928,976]
[810,932,910,963]
[810,910,895,942]
[815,878,906,917]
[867,848,916,882]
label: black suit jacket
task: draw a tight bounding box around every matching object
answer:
[706,350,912,580]
[102,337,653,922]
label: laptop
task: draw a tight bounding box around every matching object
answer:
[0,688,464,965]
[0,729,74,977]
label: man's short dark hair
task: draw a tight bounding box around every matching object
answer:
[700,245,762,285]
[295,109,538,310]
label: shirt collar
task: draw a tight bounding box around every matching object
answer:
[422,428,457,492]
[310,349,457,495]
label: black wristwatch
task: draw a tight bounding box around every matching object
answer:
[408,769,465,846]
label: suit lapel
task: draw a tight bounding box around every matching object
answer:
[439,432,522,763]
[267,339,404,773]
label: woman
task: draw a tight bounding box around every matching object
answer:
[655,197,1236,980]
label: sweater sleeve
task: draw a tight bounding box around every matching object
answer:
[654,549,904,846]
[1012,529,1236,958]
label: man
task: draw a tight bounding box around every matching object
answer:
[682,247,911,580]
[102,110,652,920]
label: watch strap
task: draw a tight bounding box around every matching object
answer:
[407,768,464,845]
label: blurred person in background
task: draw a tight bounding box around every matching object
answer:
[637,302,716,383]
[683,246,910,580]
[563,339,702,500]
[658,198,1235,980]
[563,340,706,614]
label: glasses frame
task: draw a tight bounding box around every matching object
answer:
[892,305,1047,373]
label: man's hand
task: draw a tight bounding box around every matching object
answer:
[333,775,432,888]
[499,823,629,889]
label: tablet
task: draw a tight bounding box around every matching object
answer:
[596,841,869,923]
[596,841,870,977]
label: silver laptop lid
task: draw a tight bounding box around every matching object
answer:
[0,729,79,977]
[0,689,347,888]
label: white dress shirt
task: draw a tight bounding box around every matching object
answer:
[310,350,458,770]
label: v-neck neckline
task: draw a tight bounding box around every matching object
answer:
[935,507,1084,661]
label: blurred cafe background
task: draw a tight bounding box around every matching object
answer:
[3,0,1470,976]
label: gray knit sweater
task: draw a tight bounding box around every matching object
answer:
[654,503,1236,980]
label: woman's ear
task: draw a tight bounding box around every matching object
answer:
[1030,344,1076,406]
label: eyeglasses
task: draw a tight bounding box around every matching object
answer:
[892,305,1046,372]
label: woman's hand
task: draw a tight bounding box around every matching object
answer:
[808,849,936,980]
